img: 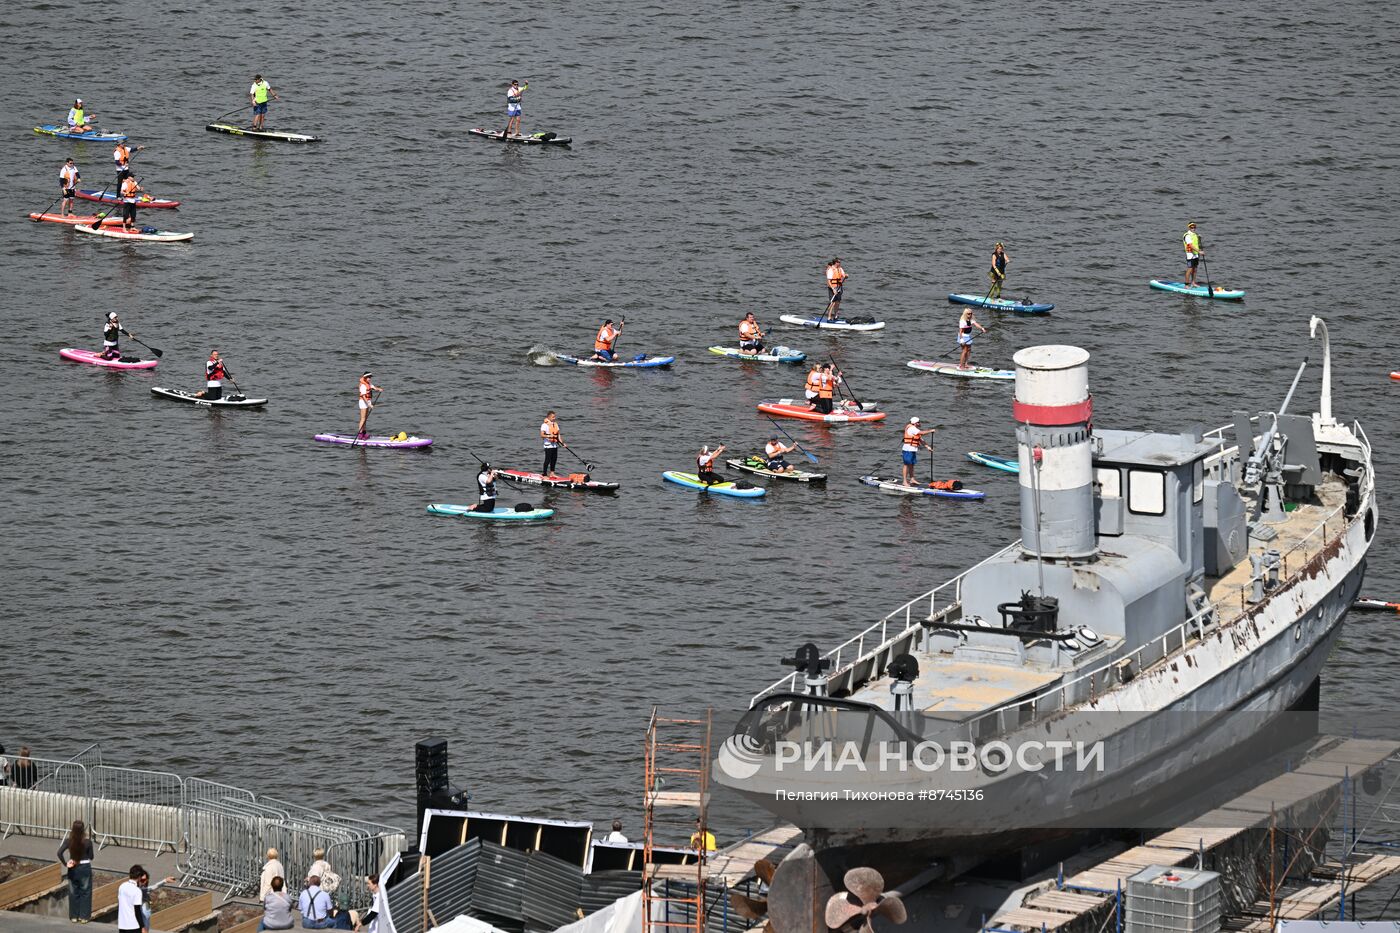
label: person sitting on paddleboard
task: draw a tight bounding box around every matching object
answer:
[505,80,528,137]
[824,258,847,321]
[194,350,230,400]
[59,159,80,216]
[803,362,822,410]
[67,99,94,133]
[738,312,765,354]
[541,410,563,477]
[356,372,382,439]
[473,463,499,513]
[957,308,987,371]
[100,312,127,360]
[900,416,936,486]
[813,363,842,415]
[764,438,796,474]
[988,242,1009,299]
[697,444,726,486]
[118,175,143,231]
[250,74,279,131]
[590,318,623,362]
[1182,222,1203,288]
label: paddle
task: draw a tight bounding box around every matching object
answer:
[1201,254,1215,295]
[826,354,865,409]
[351,389,383,446]
[226,374,244,400]
[214,103,252,124]
[940,313,993,360]
[120,330,162,358]
[83,179,118,230]
[31,193,63,221]
[765,415,819,464]
[561,443,596,473]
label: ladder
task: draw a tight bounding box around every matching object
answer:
[643,708,713,933]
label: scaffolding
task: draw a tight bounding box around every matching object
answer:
[643,708,713,933]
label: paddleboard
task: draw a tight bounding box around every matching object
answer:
[756,400,886,423]
[28,212,125,228]
[778,314,885,332]
[427,503,555,521]
[859,475,986,500]
[1390,372,1399,381]
[550,352,675,368]
[205,123,319,143]
[948,293,1054,314]
[151,387,268,408]
[498,468,619,492]
[468,128,572,145]
[34,124,128,142]
[662,471,766,498]
[75,224,193,242]
[707,345,807,363]
[1148,280,1245,300]
[906,360,1015,380]
[314,433,433,449]
[59,348,157,370]
[967,451,1019,473]
[76,188,180,209]
[726,457,827,483]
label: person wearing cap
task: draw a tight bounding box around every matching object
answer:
[696,444,726,486]
[356,372,382,439]
[473,463,499,513]
[101,312,131,360]
[67,99,94,133]
[505,80,528,137]
[249,75,279,131]
[112,140,145,183]
[194,351,232,400]
[901,417,936,486]
[988,242,1010,299]
[1182,222,1203,287]
[824,258,847,320]
[590,318,623,362]
[59,158,80,216]
[763,437,797,473]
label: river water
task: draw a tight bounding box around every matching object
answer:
[4,0,1399,854]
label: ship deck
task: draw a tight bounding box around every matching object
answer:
[1205,474,1348,626]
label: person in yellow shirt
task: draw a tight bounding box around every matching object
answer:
[689,818,716,852]
[1182,222,1203,288]
[249,74,279,131]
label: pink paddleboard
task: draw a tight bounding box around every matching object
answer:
[59,348,158,369]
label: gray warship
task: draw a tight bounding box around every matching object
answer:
[715,318,1377,873]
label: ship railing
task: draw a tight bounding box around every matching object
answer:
[749,540,1023,706]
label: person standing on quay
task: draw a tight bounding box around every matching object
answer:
[58,819,94,923]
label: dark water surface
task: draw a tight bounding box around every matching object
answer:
[4,0,1400,843]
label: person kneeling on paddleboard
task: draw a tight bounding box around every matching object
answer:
[100,312,126,360]
[957,308,987,370]
[1182,222,1203,288]
[194,350,231,400]
[474,463,499,513]
[900,416,936,486]
[67,99,94,133]
[697,444,726,486]
[803,363,822,410]
[738,313,765,355]
[764,438,796,474]
[591,319,623,362]
[813,363,841,414]
[356,372,383,438]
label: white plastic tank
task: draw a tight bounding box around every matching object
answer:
[1013,346,1097,559]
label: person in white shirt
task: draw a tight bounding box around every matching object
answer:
[259,848,285,901]
[307,847,339,894]
[117,865,147,933]
[353,875,385,933]
[298,875,336,929]
[604,819,628,843]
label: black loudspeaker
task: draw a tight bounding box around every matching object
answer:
[416,738,449,795]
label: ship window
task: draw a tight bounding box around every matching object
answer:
[1192,460,1204,503]
[1096,467,1121,498]
[1128,469,1166,515]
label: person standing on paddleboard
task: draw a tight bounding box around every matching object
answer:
[1182,222,1203,288]
[824,259,847,320]
[590,318,623,362]
[900,416,936,486]
[67,99,94,133]
[505,80,528,137]
[194,351,231,400]
[249,75,279,131]
[541,411,563,477]
[100,312,129,360]
[957,307,987,370]
[356,372,382,439]
[112,141,144,184]
[697,445,727,486]
[118,174,144,231]
[738,312,765,355]
[988,242,1009,299]
[474,463,499,513]
[59,158,80,216]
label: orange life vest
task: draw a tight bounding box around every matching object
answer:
[804,371,821,393]
[739,319,760,340]
[817,372,835,399]
[594,324,617,351]
[120,177,139,198]
[827,264,847,286]
[903,425,922,446]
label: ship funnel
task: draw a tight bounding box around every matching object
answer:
[1013,345,1096,560]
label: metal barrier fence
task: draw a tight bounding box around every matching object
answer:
[0,750,405,907]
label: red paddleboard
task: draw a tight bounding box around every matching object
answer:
[75,188,181,209]
[28,212,126,228]
[757,399,886,423]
